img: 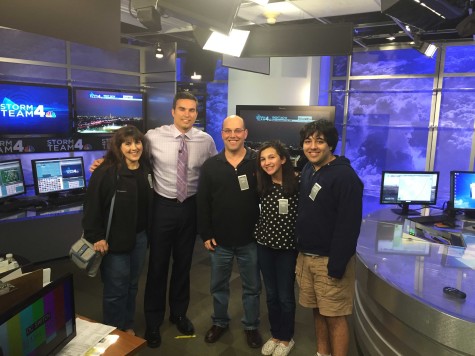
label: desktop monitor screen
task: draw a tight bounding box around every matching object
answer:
[0,81,71,137]
[450,171,475,216]
[74,88,144,134]
[31,156,86,196]
[380,171,439,215]
[0,273,76,356]
[236,105,336,148]
[0,159,25,201]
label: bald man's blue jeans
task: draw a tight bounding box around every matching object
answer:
[209,242,261,330]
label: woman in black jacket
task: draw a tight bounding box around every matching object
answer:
[83,125,153,335]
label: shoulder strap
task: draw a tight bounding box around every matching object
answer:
[105,174,119,241]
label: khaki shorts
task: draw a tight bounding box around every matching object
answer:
[295,253,355,317]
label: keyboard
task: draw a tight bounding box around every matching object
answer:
[409,214,456,226]
[0,198,47,213]
[47,194,85,207]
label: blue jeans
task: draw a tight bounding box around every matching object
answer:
[209,242,261,329]
[101,230,147,330]
[257,244,297,341]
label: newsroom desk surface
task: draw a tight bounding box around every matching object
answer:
[78,316,146,356]
[0,204,83,263]
[355,209,475,355]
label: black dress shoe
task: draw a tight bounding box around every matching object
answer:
[145,328,161,348]
[245,329,263,348]
[169,315,195,335]
[204,325,227,343]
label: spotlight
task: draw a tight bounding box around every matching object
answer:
[419,42,438,57]
[412,35,437,58]
[190,72,202,80]
[156,44,164,59]
[202,29,250,57]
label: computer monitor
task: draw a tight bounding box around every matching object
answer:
[380,171,440,215]
[73,88,144,134]
[0,273,76,355]
[31,156,86,198]
[450,171,475,219]
[0,159,26,202]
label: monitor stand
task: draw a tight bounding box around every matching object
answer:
[464,210,475,220]
[392,204,420,216]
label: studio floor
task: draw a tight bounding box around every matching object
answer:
[39,240,361,356]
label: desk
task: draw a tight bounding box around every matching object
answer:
[106,328,146,356]
[77,316,146,356]
[354,209,475,355]
[0,204,83,263]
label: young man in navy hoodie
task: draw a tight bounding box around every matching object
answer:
[295,119,363,356]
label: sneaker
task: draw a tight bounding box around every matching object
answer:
[261,338,279,355]
[273,339,295,356]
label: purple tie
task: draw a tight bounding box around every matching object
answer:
[177,134,188,202]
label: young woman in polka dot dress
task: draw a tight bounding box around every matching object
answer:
[254,141,299,356]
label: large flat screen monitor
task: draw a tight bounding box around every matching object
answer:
[0,81,71,137]
[0,159,26,202]
[380,171,439,215]
[450,171,475,218]
[31,156,86,197]
[74,88,144,134]
[236,105,335,148]
[0,273,76,355]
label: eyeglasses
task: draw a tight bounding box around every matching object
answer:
[221,128,246,135]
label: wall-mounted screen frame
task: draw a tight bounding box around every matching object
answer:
[0,81,71,137]
[236,105,335,148]
[73,87,145,134]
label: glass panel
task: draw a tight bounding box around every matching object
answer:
[351,49,437,76]
[0,28,66,63]
[70,43,139,72]
[0,62,67,84]
[71,69,139,88]
[332,56,347,77]
[433,77,475,201]
[331,80,346,127]
[344,79,433,196]
[206,82,228,152]
[444,45,475,74]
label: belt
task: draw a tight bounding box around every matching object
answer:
[157,194,196,204]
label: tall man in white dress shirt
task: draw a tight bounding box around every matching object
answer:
[143,91,217,348]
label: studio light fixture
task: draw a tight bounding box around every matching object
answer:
[190,72,202,80]
[420,42,438,57]
[155,44,163,59]
[203,29,250,57]
[413,39,437,57]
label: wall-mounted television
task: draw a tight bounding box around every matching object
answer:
[0,159,26,201]
[450,171,475,219]
[236,105,335,148]
[31,156,86,197]
[380,171,439,215]
[74,88,144,134]
[0,81,71,137]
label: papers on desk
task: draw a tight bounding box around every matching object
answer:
[57,318,115,356]
[1,267,51,286]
